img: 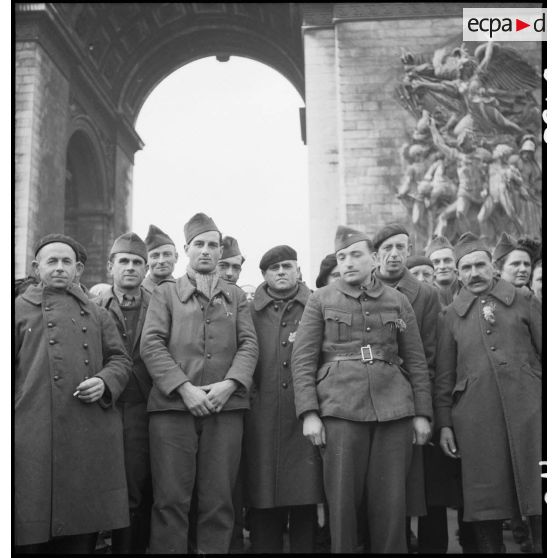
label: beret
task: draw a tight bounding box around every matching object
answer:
[454,232,491,265]
[372,223,409,251]
[110,232,148,262]
[145,224,175,252]
[406,255,434,270]
[221,236,245,263]
[334,225,370,252]
[34,233,81,260]
[425,235,453,259]
[316,253,338,288]
[74,239,88,264]
[259,245,297,272]
[184,213,220,244]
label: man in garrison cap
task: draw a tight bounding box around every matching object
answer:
[141,212,258,554]
[244,246,323,553]
[291,225,432,553]
[426,236,460,306]
[435,233,542,552]
[14,234,131,553]
[218,236,245,285]
[142,224,178,294]
[371,224,457,555]
[94,233,153,553]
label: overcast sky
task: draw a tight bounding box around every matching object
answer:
[132,56,310,288]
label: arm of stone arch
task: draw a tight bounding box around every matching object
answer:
[291,292,325,419]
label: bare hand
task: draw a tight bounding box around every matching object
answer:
[439,426,460,458]
[302,412,326,447]
[75,377,105,403]
[199,380,237,413]
[412,416,432,446]
[177,382,215,416]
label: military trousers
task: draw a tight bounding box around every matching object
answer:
[321,416,413,553]
[149,410,243,554]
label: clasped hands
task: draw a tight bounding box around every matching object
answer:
[177,379,237,416]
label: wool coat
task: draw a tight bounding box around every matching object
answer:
[140,274,258,412]
[435,278,542,521]
[244,283,323,509]
[292,276,432,423]
[14,284,132,545]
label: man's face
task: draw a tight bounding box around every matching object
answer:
[32,242,81,289]
[327,265,341,285]
[377,234,410,276]
[263,260,299,292]
[336,241,375,286]
[531,264,542,300]
[458,251,494,295]
[217,255,243,284]
[186,231,222,273]
[501,249,532,288]
[430,248,457,286]
[147,244,178,280]
[410,265,434,284]
[108,252,148,290]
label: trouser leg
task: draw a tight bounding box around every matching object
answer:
[196,411,243,554]
[418,506,448,553]
[321,418,370,553]
[112,400,152,554]
[250,507,285,553]
[457,508,478,553]
[528,514,543,553]
[149,412,197,554]
[51,533,97,554]
[289,504,317,553]
[367,418,413,554]
[472,520,503,553]
[229,461,245,553]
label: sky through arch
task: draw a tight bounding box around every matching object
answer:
[133,56,310,288]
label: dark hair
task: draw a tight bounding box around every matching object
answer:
[494,248,532,271]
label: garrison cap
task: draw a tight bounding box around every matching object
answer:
[493,232,519,263]
[145,224,175,252]
[316,253,338,288]
[425,235,454,259]
[406,255,434,270]
[184,213,220,245]
[221,236,245,264]
[110,232,148,262]
[454,232,491,265]
[334,225,370,252]
[259,245,297,272]
[34,233,81,261]
[372,223,409,251]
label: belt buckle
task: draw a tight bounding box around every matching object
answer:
[360,344,374,363]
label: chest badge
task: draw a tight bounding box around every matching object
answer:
[482,301,496,324]
[288,331,297,343]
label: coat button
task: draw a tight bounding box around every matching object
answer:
[206,353,211,359]
[362,297,368,302]
[366,327,371,332]
[281,341,287,347]
[84,359,89,365]
[206,319,210,324]
[53,375,59,381]
[82,327,87,332]
[281,382,288,389]
[334,317,339,321]
[83,343,88,348]
[80,310,85,316]
[47,322,54,328]
[200,306,204,311]
[481,300,486,304]
[486,330,491,335]
[44,306,51,311]
[122,333,127,338]
[282,361,288,367]
[274,305,279,311]
[365,311,370,316]
[490,346,496,351]
[281,322,287,327]
[49,339,55,345]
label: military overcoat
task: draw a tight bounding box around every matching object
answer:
[244,283,323,508]
[435,278,542,521]
[14,284,132,545]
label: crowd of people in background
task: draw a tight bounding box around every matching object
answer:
[14,213,542,554]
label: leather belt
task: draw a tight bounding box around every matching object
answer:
[322,345,403,366]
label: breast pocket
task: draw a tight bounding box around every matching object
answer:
[324,308,352,342]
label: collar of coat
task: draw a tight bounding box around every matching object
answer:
[95,285,150,310]
[20,282,91,309]
[333,274,385,299]
[373,267,420,303]
[252,281,311,311]
[175,273,234,303]
[452,278,516,317]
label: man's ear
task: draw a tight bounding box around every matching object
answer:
[75,261,85,278]
[407,243,413,257]
[31,260,40,277]
[183,243,189,256]
[107,259,113,274]
[219,245,224,258]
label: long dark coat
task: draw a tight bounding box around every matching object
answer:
[244,283,323,508]
[435,279,542,521]
[14,284,132,545]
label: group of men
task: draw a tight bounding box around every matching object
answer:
[14,212,543,554]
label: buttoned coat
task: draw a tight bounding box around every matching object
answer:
[244,283,323,508]
[140,274,258,412]
[435,278,542,520]
[14,284,132,545]
[292,277,432,423]
[96,286,152,401]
